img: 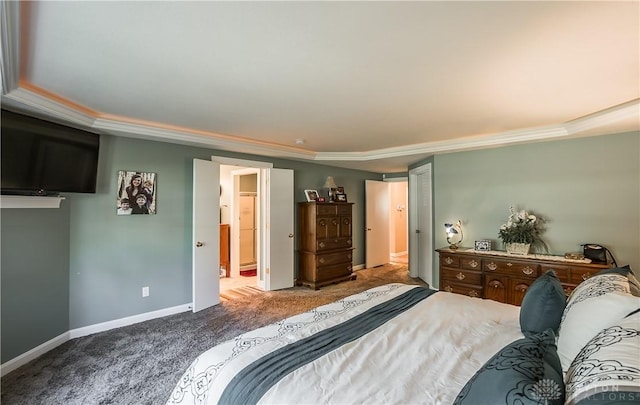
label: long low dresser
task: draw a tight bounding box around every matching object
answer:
[436,248,611,306]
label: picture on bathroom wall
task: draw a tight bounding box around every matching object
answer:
[116,170,157,215]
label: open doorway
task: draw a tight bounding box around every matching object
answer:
[365,179,408,268]
[389,181,408,265]
[219,165,259,297]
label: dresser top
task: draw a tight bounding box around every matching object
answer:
[436,247,607,266]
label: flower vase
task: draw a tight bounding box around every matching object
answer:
[506,243,530,255]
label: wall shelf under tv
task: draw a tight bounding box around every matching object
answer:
[0,195,66,209]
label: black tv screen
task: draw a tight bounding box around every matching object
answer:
[1,109,100,196]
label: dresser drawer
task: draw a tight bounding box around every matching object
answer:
[317,263,353,282]
[460,256,482,271]
[440,268,482,286]
[570,268,600,284]
[440,281,482,298]
[317,238,352,251]
[317,204,338,216]
[539,264,571,283]
[337,204,351,216]
[540,264,602,285]
[440,255,460,269]
[483,258,539,278]
[316,250,353,267]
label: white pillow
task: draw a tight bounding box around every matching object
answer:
[564,309,640,405]
[557,273,640,373]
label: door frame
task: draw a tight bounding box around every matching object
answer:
[408,163,433,285]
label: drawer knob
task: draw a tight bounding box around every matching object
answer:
[487,262,497,271]
[507,262,513,267]
[444,257,453,265]
[332,219,338,225]
[515,285,528,293]
[319,242,325,248]
[444,285,453,292]
[522,266,534,275]
[468,290,479,298]
[346,239,352,245]
[347,254,352,259]
[469,260,478,268]
[456,272,466,280]
[319,220,326,226]
[319,258,325,264]
[582,273,591,281]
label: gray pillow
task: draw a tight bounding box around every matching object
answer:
[453,329,565,405]
[520,270,566,336]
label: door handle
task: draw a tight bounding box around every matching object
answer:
[196,241,204,247]
[288,233,294,238]
[366,228,372,231]
[416,229,421,233]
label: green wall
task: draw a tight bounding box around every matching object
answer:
[1,205,70,363]
[2,130,638,364]
[433,132,640,287]
[1,134,380,363]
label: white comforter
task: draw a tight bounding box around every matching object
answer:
[168,283,523,405]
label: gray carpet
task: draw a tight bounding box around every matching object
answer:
[1,264,426,404]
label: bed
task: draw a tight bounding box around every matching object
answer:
[168,267,640,405]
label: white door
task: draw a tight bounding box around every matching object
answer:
[409,163,433,286]
[262,168,295,290]
[192,159,220,312]
[365,180,390,268]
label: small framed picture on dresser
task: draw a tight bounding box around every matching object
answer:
[475,240,491,251]
[304,189,319,202]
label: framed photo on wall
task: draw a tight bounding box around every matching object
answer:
[117,170,157,215]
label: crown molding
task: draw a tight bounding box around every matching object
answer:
[2,82,637,166]
[93,116,317,160]
[2,86,97,128]
[564,99,639,135]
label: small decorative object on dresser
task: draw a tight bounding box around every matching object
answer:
[505,242,530,255]
[444,221,463,249]
[498,206,545,254]
[304,189,319,202]
[474,240,491,251]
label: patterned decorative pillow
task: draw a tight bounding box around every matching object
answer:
[520,270,566,336]
[564,309,640,405]
[453,329,565,405]
[557,271,640,373]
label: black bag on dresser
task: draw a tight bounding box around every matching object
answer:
[582,243,616,265]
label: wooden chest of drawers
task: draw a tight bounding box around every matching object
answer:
[297,202,356,289]
[437,248,610,306]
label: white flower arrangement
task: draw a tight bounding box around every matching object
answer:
[498,206,544,245]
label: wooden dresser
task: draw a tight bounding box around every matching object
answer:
[436,248,610,306]
[297,202,356,289]
[220,224,230,278]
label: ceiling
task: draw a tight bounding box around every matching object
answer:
[1,1,638,173]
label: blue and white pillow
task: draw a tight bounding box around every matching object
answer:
[564,309,640,405]
[454,329,564,405]
[557,270,640,373]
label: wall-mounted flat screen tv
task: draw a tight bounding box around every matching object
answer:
[1,109,100,196]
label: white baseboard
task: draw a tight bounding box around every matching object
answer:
[69,303,192,339]
[353,263,366,271]
[1,331,70,377]
[390,251,408,258]
[1,303,192,376]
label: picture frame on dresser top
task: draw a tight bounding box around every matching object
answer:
[436,248,611,305]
